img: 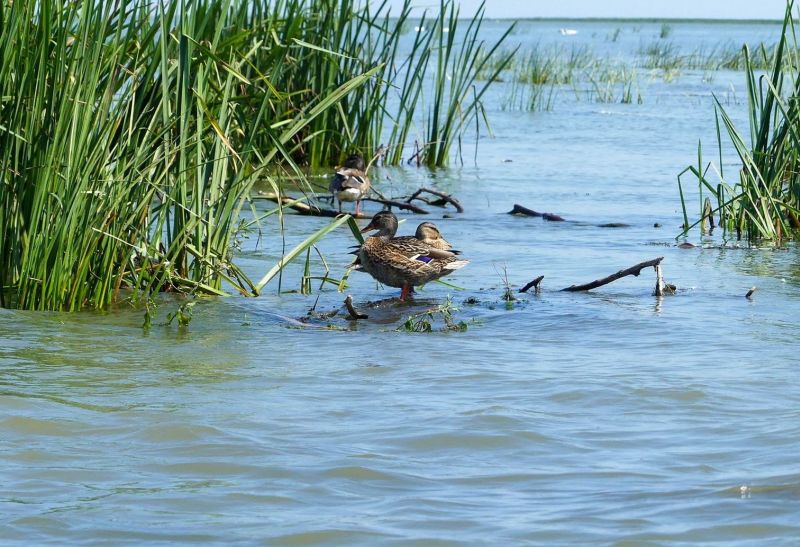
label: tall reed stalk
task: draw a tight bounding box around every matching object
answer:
[678,1,800,243]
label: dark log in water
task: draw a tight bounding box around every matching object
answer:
[507,204,565,221]
[561,257,664,292]
[519,275,544,293]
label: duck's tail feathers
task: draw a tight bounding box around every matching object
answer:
[443,259,469,271]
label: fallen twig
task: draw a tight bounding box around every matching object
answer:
[344,295,368,320]
[407,187,464,213]
[561,257,664,292]
[519,275,544,294]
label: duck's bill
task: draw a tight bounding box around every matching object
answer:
[359,222,376,233]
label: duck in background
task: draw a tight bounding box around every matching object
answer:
[329,154,371,215]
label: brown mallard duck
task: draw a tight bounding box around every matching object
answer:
[354,211,468,301]
[329,154,371,215]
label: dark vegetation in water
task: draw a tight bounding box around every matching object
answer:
[0,0,512,311]
[678,1,800,244]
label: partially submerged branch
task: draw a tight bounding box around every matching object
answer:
[508,204,565,221]
[519,275,544,294]
[363,197,429,214]
[256,193,369,218]
[344,294,368,319]
[407,187,464,213]
[561,257,664,292]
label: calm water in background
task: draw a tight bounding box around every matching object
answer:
[3,19,800,544]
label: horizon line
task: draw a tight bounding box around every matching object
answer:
[401,15,785,24]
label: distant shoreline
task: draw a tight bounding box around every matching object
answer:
[402,17,784,25]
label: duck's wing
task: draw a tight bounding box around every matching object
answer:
[335,168,370,192]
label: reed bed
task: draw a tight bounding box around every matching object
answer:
[491,36,779,110]
[678,2,800,243]
[0,0,511,310]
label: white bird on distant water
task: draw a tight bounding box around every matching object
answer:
[329,154,371,216]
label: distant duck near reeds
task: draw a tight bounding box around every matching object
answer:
[330,154,371,215]
[355,211,468,301]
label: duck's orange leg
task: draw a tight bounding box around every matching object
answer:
[399,284,411,301]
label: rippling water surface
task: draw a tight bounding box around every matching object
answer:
[3,18,800,544]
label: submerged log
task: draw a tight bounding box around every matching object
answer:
[508,204,565,221]
[561,257,664,292]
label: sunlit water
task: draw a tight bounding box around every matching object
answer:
[3,19,800,544]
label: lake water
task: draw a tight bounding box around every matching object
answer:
[3,18,800,544]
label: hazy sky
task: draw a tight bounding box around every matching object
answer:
[379,0,790,20]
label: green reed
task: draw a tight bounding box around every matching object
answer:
[0,0,377,310]
[678,1,800,243]
[417,1,515,167]
[1,0,509,310]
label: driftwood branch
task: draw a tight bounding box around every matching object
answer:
[407,187,464,213]
[508,204,565,221]
[256,193,370,219]
[561,257,664,292]
[344,295,368,319]
[363,197,428,214]
[519,275,544,294]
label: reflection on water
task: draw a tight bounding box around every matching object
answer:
[3,19,800,544]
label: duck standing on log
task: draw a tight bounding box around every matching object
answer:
[354,211,468,301]
[330,154,371,215]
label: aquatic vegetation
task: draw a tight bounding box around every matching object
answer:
[417,2,516,167]
[0,0,510,311]
[490,35,779,112]
[586,66,642,104]
[678,1,800,243]
[638,40,683,71]
[399,297,468,332]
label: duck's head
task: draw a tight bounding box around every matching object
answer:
[342,154,366,171]
[415,222,442,241]
[360,210,398,237]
